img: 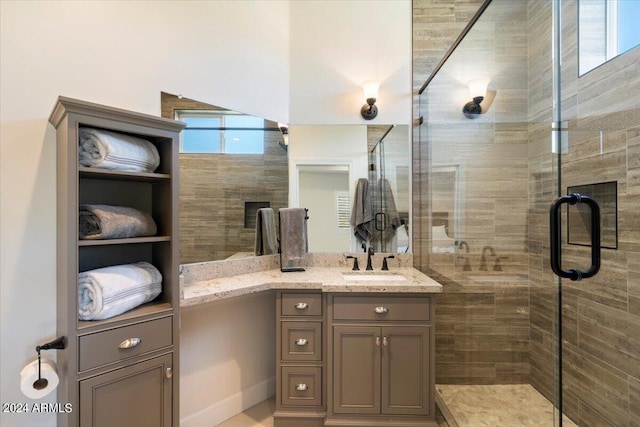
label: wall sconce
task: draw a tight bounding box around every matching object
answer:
[278,123,289,151]
[462,80,497,119]
[360,81,379,120]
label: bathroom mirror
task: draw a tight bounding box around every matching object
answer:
[579,0,640,75]
[161,92,289,264]
[431,165,460,253]
[163,94,411,264]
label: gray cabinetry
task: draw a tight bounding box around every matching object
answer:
[49,97,184,426]
[275,291,326,427]
[327,294,436,427]
[275,291,437,427]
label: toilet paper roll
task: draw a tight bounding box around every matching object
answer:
[20,358,59,399]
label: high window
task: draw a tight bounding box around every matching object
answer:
[175,110,265,154]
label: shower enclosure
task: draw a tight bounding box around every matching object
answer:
[416,0,639,425]
[368,124,411,254]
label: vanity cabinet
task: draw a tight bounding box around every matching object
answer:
[275,291,436,427]
[49,97,184,427]
[327,294,436,427]
[275,291,326,427]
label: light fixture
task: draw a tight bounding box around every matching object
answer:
[360,81,379,120]
[462,80,496,119]
[277,123,289,151]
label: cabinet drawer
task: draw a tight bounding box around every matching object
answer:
[79,316,173,371]
[281,366,322,407]
[333,295,430,322]
[281,293,322,317]
[281,321,322,362]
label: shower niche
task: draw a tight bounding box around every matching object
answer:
[567,181,618,249]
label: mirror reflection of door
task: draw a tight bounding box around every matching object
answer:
[298,165,351,252]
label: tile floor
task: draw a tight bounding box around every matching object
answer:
[436,384,577,427]
[216,384,576,427]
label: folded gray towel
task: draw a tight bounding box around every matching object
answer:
[279,208,308,266]
[79,204,157,240]
[350,178,374,243]
[254,208,278,256]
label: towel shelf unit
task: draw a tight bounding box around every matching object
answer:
[49,96,184,427]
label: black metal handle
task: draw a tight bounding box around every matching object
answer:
[550,193,601,281]
[375,212,387,231]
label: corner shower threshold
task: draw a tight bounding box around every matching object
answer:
[435,384,577,427]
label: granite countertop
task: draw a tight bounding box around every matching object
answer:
[181,266,443,308]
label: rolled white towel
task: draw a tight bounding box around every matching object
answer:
[79,127,160,173]
[78,262,162,321]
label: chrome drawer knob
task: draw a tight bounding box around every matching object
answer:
[166,368,173,379]
[383,336,388,346]
[295,338,308,346]
[118,337,141,349]
[374,306,389,314]
[295,383,308,391]
[295,302,308,310]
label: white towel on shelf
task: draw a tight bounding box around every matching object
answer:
[78,262,162,321]
[79,127,160,173]
[79,204,157,240]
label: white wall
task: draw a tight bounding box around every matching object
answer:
[0,1,411,426]
[289,0,412,125]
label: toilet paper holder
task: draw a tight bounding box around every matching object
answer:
[33,336,66,391]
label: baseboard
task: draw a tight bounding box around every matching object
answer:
[180,376,275,427]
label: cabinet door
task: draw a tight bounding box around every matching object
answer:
[332,326,380,414]
[381,326,430,416]
[80,353,172,427]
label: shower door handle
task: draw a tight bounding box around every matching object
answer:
[375,212,387,231]
[549,193,601,281]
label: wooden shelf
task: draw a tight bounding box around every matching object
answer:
[79,166,171,182]
[78,302,173,333]
[79,236,171,246]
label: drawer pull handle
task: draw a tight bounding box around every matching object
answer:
[295,383,308,391]
[295,338,308,346]
[376,336,381,347]
[295,302,309,310]
[118,338,142,349]
[383,336,388,346]
[374,306,389,314]
[166,368,173,379]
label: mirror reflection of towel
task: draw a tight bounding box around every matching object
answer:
[375,178,401,242]
[254,208,277,256]
[350,178,374,243]
[279,208,308,264]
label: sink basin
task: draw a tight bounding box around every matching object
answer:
[342,273,408,281]
[464,274,528,282]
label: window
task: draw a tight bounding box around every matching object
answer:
[176,110,265,154]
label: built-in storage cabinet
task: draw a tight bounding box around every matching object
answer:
[49,97,184,426]
[275,291,437,427]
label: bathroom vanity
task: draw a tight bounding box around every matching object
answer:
[181,256,442,427]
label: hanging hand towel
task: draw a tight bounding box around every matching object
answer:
[79,204,157,240]
[79,127,160,173]
[350,178,374,243]
[78,262,162,321]
[279,208,308,267]
[254,208,278,255]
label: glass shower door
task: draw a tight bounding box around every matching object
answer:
[552,1,640,425]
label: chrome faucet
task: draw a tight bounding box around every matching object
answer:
[479,246,495,271]
[366,247,375,271]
